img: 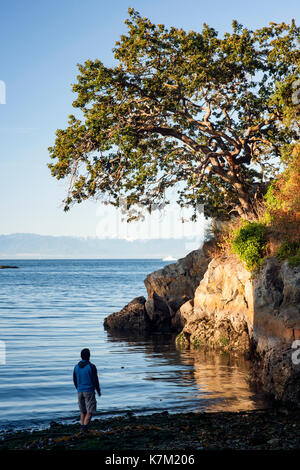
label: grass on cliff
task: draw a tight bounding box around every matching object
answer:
[210,145,300,272]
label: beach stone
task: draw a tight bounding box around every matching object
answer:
[268,438,280,445]
[250,434,266,445]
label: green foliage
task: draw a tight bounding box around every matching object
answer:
[288,254,300,268]
[175,332,189,349]
[219,336,229,347]
[48,8,300,219]
[262,183,281,224]
[276,241,300,267]
[231,221,268,271]
[269,73,300,132]
[264,183,281,212]
[192,338,204,349]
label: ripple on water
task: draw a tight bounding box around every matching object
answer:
[0,259,270,431]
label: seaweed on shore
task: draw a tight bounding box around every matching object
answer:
[0,409,299,451]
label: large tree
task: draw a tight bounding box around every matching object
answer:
[48,9,299,220]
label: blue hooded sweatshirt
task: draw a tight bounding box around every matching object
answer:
[73,360,101,395]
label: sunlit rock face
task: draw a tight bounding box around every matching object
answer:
[103,243,300,403]
[178,256,300,403]
[178,256,253,353]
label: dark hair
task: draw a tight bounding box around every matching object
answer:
[81,348,90,361]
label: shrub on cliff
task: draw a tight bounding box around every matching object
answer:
[231,221,268,271]
[276,241,300,267]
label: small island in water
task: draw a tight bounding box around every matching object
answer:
[0,265,19,269]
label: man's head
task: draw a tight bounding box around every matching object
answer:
[81,348,90,361]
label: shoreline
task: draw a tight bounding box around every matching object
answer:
[1,408,299,451]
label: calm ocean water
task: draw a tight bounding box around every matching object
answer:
[0,259,269,432]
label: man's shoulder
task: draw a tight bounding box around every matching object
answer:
[90,363,100,376]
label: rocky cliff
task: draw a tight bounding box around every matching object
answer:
[177,255,300,403]
[104,245,300,404]
[176,255,253,352]
[104,239,214,332]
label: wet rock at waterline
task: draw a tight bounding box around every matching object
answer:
[104,296,150,332]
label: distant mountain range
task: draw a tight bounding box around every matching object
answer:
[0,233,203,259]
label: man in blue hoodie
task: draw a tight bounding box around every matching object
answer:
[73,348,101,433]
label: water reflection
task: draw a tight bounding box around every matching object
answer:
[105,331,269,412]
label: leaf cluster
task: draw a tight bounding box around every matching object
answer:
[48,9,300,218]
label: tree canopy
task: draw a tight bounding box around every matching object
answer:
[48,9,300,220]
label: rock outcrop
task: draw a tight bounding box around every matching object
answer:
[176,256,253,352]
[103,296,150,332]
[0,265,18,269]
[144,242,213,330]
[103,242,300,404]
[104,240,214,333]
[250,259,300,403]
[177,256,300,403]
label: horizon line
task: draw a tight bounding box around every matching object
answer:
[0,257,177,261]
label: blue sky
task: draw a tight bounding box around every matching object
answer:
[0,0,299,237]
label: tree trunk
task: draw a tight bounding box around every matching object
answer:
[234,182,253,216]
